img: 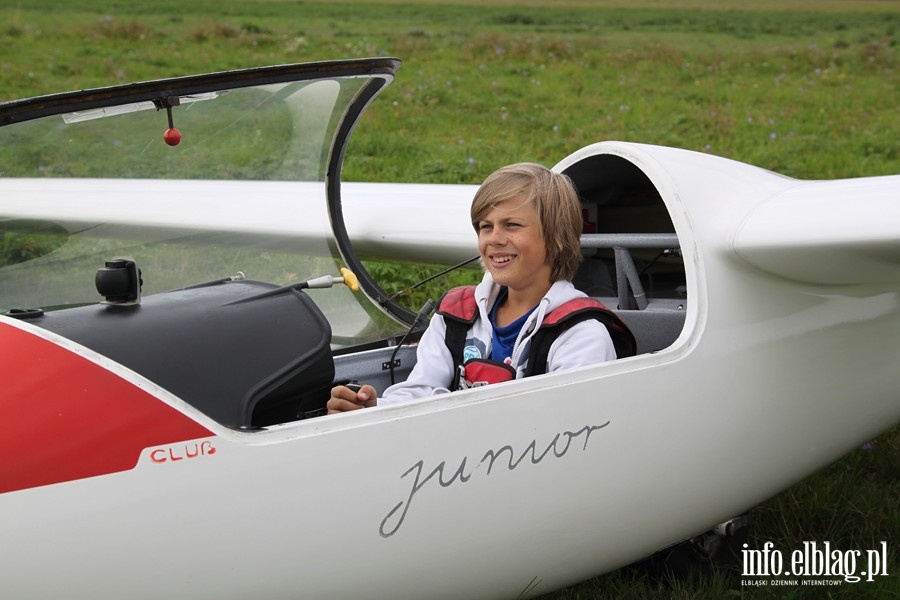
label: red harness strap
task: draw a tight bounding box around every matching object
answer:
[437,286,636,388]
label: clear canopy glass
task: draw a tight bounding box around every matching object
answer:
[0,61,408,348]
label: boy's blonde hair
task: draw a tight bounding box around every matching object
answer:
[470,162,583,282]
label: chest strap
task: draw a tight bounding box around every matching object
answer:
[437,286,636,386]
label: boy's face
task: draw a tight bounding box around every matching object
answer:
[477,195,552,297]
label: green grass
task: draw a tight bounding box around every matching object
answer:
[1,0,896,182]
[1,0,898,596]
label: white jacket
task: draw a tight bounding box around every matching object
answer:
[379,272,616,406]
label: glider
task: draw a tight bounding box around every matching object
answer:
[1,58,898,599]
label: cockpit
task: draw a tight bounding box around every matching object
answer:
[0,59,688,430]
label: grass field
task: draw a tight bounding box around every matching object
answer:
[1,0,898,597]
[2,0,897,183]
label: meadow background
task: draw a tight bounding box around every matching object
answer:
[1,0,897,597]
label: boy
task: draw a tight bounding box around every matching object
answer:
[328,162,618,413]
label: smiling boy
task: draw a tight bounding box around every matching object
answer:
[328,162,619,412]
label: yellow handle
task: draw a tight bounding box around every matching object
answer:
[340,267,359,292]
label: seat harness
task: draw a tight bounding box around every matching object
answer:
[437,285,636,391]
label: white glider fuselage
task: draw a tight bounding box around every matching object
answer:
[1,142,898,600]
[1,58,897,599]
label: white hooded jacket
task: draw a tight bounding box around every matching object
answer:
[379,272,616,406]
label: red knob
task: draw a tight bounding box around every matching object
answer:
[163,128,182,146]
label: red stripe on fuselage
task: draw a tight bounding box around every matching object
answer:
[0,322,213,494]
